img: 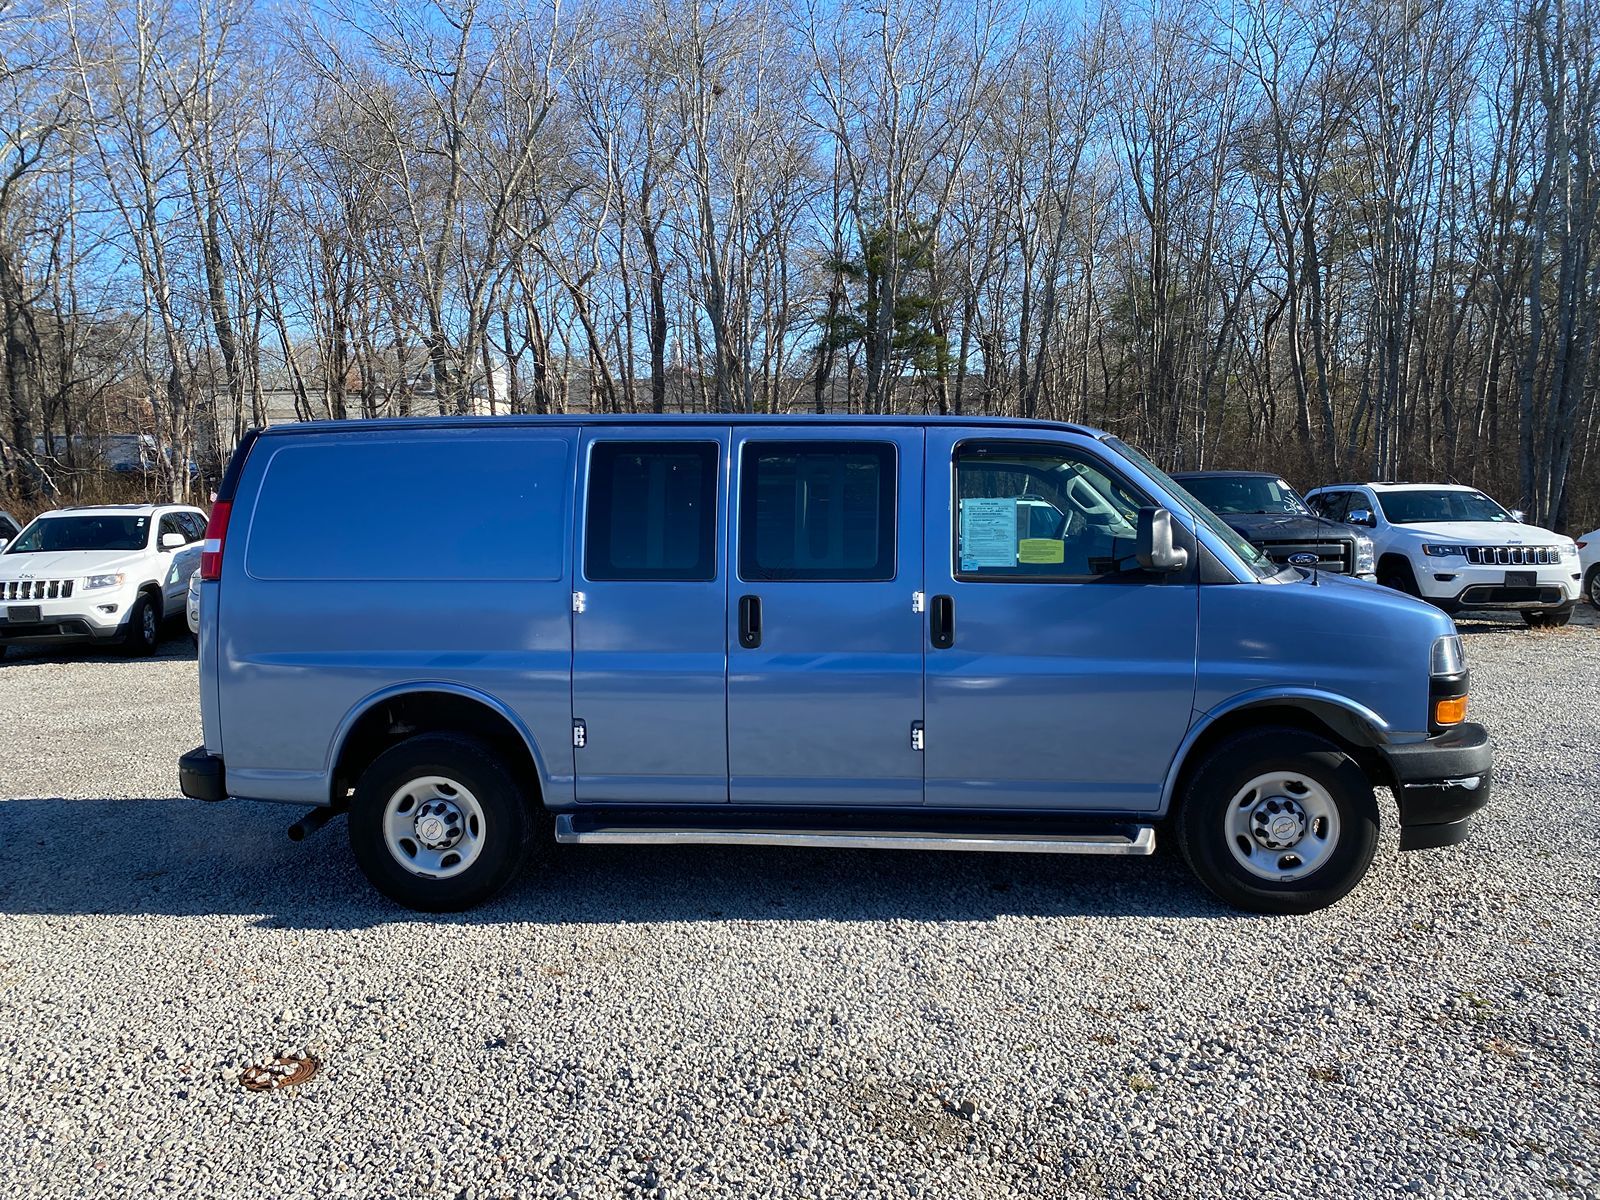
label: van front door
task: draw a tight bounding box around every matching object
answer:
[922,429,1198,812]
[572,428,729,804]
[726,430,924,806]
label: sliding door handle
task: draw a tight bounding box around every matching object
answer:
[738,594,762,648]
[930,594,954,649]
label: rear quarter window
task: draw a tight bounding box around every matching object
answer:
[244,434,571,581]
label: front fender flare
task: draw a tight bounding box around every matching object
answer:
[1159,688,1394,816]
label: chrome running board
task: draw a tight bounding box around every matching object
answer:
[554,814,1156,856]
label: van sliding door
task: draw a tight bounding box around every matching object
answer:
[571,427,730,804]
[725,429,925,806]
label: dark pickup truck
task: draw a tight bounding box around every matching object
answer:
[1172,471,1376,579]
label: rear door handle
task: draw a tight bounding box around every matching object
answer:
[738,594,762,648]
[930,594,954,649]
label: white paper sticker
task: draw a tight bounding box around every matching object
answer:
[959,498,1018,568]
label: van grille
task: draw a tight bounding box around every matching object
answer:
[1464,546,1559,566]
[1258,541,1354,573]
[1,579,74,600]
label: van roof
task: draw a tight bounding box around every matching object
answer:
[252,413,1110,440]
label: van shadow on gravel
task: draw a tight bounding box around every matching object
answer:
[0,795,1231,928]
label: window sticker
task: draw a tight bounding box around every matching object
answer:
[1017,538,1065,564]
[959,497,1018,569]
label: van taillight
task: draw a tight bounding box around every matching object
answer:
[200,501,232,581]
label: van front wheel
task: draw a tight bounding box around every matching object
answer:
[1176,728,1379,915]
[348,733,533,912]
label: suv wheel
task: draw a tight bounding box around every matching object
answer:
[1176,727,1379,914]
[348,733,534,912]
[1585,566,1600,610]
[1377,558,1420,597]
[123,594,160,657]
[1524,605,1574,628]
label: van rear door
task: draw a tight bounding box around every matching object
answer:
[726,429,925,806]
[572,427,730,804]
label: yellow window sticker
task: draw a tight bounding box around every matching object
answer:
[1018,538,1064,564]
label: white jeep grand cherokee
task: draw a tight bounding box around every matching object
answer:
[0,503,208,657]
[1305,483,1581,627]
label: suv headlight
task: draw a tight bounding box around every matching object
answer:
[1422,544,1468,558]
[1559,543,1579,560]
[84,572,126,591]
[1354,535,1375,575]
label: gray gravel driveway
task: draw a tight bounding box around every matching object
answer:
[0,614,1596,1199]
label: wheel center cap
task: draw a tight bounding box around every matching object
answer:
[412,798,463,851]
[1250,797,1308,851]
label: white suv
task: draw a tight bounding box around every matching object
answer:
[1304,483,1581,627]
[0,503,208,657]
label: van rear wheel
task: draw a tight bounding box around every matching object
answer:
[348,733,534,912]
[1176,727,1379,914]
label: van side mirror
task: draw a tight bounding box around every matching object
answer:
[1346,509,1375,528]
[1137,507,1189,573]
[160,531,186,550]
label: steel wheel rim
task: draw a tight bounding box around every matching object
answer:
[381,775,486,880]
[1224,770,1341,883]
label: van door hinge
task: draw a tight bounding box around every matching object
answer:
[572,719,587,749]
[911,591,926,614]
[910,721,925,751]
[571,591,587,614]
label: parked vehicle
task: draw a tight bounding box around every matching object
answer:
[1578,529,1600,610]
[1304,483,1580,627]
[1171,471,1375,580]
[0,510,19,548]
[0,503,207,657]
[180,418,1492,916]
[186,569,201,645]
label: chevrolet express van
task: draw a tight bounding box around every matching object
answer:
[179,417,1492,915]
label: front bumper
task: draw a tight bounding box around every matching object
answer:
[1418,563,1578,612]
[0,590,134,645]
[1381,722,1493,850]
[179,746,228,802]
[0,614,126,645]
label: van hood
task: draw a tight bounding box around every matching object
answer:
[0,549,147,580]
[1388,520,1570,546]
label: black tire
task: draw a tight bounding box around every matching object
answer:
[1176,727,1380,915]
[348,733,534,912]
[1523,605,1574,628]
[1584,566,1600,610]
[1377,557,1420,597]
[122,593,160,657]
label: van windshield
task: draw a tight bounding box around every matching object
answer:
[5,515,149,553]
[1104,439,1276,578]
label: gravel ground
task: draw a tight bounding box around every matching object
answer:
[0,611,1597,1200]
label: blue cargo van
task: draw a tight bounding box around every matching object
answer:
[179,417,1491,914]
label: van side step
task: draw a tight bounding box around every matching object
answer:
[553,811,1155,856]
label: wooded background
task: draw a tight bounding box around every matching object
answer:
[1,0,1597,529]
